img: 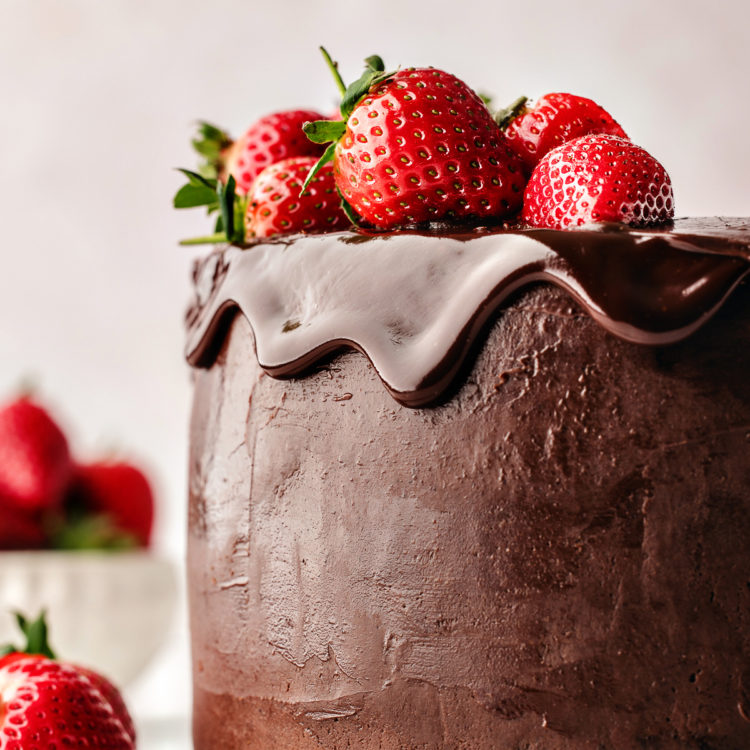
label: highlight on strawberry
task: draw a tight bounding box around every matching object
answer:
[0,611,136,749]
[303,49,526,229]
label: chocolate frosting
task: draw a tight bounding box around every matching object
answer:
[188,280,750,748]
[185,218,750,405]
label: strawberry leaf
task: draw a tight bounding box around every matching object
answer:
[176,168,217,190]
[173,183,219,209]
[303,120,346,144]
[191,121,232,180]
[52,513,139,551]
[336,187,363,226]
[340,63,390,121]
[16,611,56,658]
[192,121,231,156]
[0,611,56,659]
[178,173,246,245]
[233,194,247,243]
[494,96,529,129]
[218,175,236,241]
[301,141,337,194]
[363,55,385,73]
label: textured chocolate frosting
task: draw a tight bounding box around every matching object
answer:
[188,219,750,748]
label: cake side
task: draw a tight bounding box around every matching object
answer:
[189,282,750,749]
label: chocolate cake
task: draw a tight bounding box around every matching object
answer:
[187,218,750,749]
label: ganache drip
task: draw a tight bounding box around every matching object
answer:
[185,218,750,407]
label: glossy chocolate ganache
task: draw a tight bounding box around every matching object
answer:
[187,218,750,406]
[188,218,750,749]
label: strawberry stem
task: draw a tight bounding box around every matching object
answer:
[320,46,347,97]
[179,232,228,246]
[302,52,392,198]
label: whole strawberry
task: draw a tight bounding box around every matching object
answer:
[0,613,135,749]
[246,156,347,238]
[71,461,155,547]
[498,92,627,170]
[198,110,328,194]
[521,134,674,229]
[0,397,72,513]
[304,53,525,229]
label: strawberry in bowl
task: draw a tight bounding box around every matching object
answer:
[0,392,176,687]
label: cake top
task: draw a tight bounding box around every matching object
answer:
[177,50,748,406]
[186,219,750,406]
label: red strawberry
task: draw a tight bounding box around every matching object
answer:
[0,658,135,749]
[499,92,627,170]
[0,613,135,749]
[223,109,328,194]
[72,461,155,547]
[78,667,137,744]
[0,397,72,513]
[0,505,45,549]
[304,56,525,229]
[521,134,674,229]
[245,156,347,239]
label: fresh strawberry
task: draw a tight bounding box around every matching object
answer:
[0,505,46,549]
[245,156,347,239]
[78,667,137,744]
[521,134,674,229]
[0,658,135,749]
[176,111,331,245]
[221,110,328,194]
[71,461,155,547]
[0,613,135,749]
[304,53,526,229]
[498,92,627,170]
[0,397,72,513]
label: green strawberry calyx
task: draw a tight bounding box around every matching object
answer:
[173,169,247,246]
[0,611,56,659]
[173,118,247,245]
[301,49,393,194]
[494,96,529,129]
[50,512,140,551]
[191,121,233,180]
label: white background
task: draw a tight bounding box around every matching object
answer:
[0,0,748,744]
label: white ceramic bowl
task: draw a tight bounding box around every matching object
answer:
[0,551,177,686]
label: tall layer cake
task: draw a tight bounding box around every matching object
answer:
[186,219,750,749]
